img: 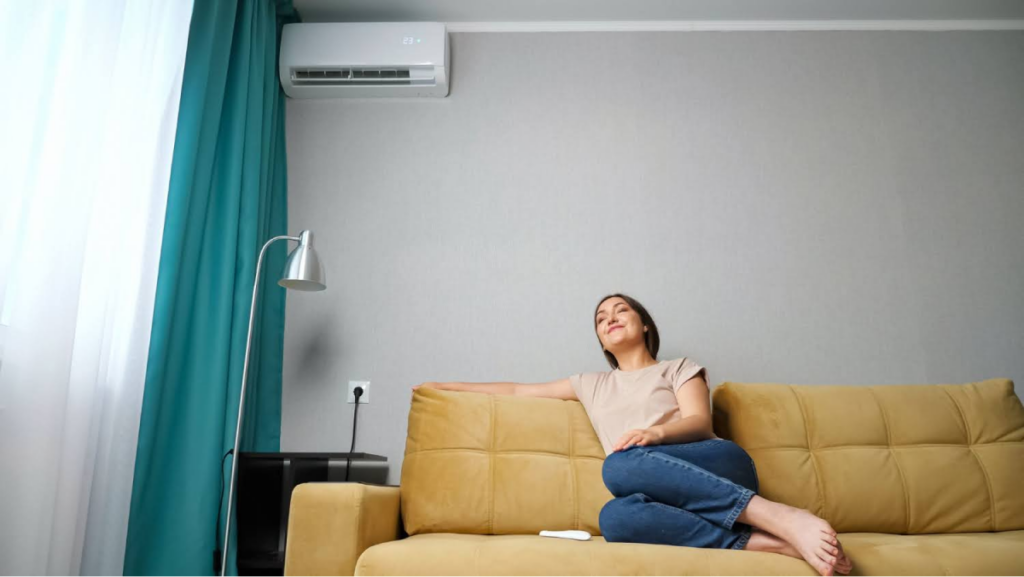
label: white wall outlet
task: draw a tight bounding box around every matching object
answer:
[348,380,370,404]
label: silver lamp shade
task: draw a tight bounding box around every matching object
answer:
[279,230,326,291]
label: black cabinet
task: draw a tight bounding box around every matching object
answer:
[236,452,388,576]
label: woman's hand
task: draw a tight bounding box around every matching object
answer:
[612,427,665,452]
[409,381,446,399]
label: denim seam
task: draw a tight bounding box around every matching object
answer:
[638,448,754,530]
[748,457,760,494]
[647,500,744,550]
[723,487,755,530]
[680,438,725,448]
[639,448,750,493]
[649,499,699,518]
[731,524,753,550]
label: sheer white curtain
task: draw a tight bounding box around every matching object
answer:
[0,1,193,574]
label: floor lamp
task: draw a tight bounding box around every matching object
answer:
[220,230,326,576]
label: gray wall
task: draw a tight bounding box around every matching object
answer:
[282,31,1024,484]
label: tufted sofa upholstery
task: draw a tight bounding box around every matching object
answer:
[284,378,1024,575]
[711,379,1024,535]
[399,386,611,536]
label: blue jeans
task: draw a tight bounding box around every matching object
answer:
[599,438,760,550]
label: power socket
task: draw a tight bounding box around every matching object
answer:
[348,381,370,404]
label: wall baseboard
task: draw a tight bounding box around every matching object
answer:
[447,19,1024,33]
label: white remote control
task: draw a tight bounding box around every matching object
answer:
[539,530,592,541]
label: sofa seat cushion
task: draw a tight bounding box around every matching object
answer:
[839,530,1024,575]
[354,531,1024,576]
[354,533,815,576]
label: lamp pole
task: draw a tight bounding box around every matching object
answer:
[220,231,324,576]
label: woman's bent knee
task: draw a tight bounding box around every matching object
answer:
[601,452,622,495]
[601,448,641,497]
[599,496,639,543]
[722,441,759,493]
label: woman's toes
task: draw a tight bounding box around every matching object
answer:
[817,551,837,566]
[812,559,835,577]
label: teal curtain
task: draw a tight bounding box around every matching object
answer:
[124,1,298,574]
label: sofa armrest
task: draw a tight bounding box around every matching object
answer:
[284,483,402,576]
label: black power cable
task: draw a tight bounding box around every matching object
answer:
[213,448,233,574]
[345,386,363,481]
[213,388,364,572]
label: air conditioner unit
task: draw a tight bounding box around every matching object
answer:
[279,22,449,99]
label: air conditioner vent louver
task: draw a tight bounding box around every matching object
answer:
[290,68,433,86]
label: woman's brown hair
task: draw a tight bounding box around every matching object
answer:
[593,293,661,370]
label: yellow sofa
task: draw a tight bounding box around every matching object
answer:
[284,378,1024,575]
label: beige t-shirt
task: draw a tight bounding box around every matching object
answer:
[568,357,709,456]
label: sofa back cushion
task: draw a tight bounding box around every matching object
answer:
[712,378,1024,534]
[401,388,612,536]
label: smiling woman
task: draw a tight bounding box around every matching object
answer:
[412,292,852,575]
[579,293,850,575]
[592,293,661,371]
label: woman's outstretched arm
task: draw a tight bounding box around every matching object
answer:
[413,381,515,395]
[412,378,577,400]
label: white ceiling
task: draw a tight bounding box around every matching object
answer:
[295,0,1024,30]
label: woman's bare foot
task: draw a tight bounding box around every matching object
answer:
[834,540,853,575]
[745,528,853,575]
[744,528,801,559]
[737,496,847,576]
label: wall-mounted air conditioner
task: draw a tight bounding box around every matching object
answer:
[279,22,449,99]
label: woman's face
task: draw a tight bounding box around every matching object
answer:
[594,297,644,351]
